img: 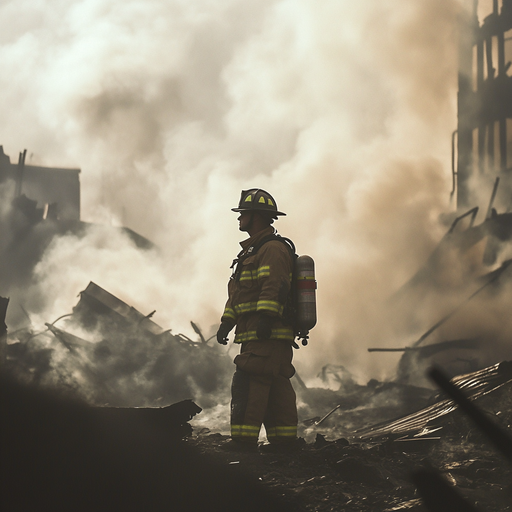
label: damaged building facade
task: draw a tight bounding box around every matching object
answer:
[456,0,512,210]
[0,146,80,221]
[347,1,512,392]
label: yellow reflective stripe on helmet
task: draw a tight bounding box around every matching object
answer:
[234,327,294,343]
[256,300,283,315]
[231,424,260,438]
[233,302,258,315]
[238,266,271,282]
[222,307,236,321]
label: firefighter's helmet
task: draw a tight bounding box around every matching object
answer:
[231,189,286,217]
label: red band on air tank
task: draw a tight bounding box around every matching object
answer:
[296,281,317,290]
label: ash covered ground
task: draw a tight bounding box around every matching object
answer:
[188,430,512,512]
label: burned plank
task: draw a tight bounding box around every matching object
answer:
[0,296,9,365]
[73,281,164,336]
[1,374,299,512]
[45,322,89,353]
[90,400,202,439]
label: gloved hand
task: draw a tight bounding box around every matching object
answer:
[216,322,234,345]
[256,314,273,340]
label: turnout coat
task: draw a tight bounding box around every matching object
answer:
[221,226,295,346]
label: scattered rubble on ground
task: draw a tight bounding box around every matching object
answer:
[4,354,512,511]
[189,362,512,512]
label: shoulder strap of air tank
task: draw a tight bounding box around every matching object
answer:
[253,234,297,258]
[231,234,296,280]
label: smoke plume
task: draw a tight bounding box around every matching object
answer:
[4,0,508,395]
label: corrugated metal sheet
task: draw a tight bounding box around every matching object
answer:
[356,361,512,440]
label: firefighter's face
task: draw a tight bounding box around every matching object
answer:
[238,211,253,232]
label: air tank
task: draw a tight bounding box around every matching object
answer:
[295,255,317,342]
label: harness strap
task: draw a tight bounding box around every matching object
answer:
[230,234,296,280]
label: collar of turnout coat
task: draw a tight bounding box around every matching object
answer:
[239,226,276,254]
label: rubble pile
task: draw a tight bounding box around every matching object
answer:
[4,282,232,408]
[4,345,512,511]
[295,365,434,440]
[356,361,512,442]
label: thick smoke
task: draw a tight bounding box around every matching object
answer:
[4,0,506,395]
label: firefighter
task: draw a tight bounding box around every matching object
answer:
[217,189,299,452]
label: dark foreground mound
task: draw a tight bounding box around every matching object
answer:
[0,375,302,512]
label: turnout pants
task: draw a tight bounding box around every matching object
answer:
[230,339,298,444]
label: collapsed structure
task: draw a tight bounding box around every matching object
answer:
[3,281,232,408]
[363,0,512,385]
[456,0,512,209]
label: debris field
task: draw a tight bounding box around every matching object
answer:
[2,281,512,511]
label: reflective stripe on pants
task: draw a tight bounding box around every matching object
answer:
[230,368,298,444]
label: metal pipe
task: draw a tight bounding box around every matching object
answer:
[450,130,458,202]
[314,404,341,426]
[485,176,500,219]
[14,149,27,197]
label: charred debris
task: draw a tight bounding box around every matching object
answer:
[3,281,232,409]
[3,283,512,511]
